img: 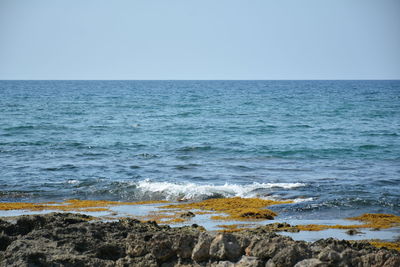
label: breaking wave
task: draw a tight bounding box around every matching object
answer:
[135,179,306,201]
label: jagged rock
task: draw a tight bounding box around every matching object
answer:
[173,233,197,259]
[245,236,290,259]
[317,247,340,262]
[126,238,148,257]
[269,243,311,266]
[192,232,214,262]
[150,234,175,262]
[359,250,400,267]
[209,233,241,261]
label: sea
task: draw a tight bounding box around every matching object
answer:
[0,80,399,220]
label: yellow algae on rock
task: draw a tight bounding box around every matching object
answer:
[296,224,330,231]
[237,208,277,219]
[217,224,251,232]
[0,202,47,211]
[0,199,169,213]
[294,213,400,232]
[161,197,290,221]
[162,218,186,224]
[348,213,400,229]
[369,241,400,252]
[296,224,363,231]
[135,209,197,224]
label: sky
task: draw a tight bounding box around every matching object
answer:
[0,0,399,80]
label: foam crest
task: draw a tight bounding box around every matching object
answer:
[136,179,305,201]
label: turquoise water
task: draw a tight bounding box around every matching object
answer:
[0,80,399,219]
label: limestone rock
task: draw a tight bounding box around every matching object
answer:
[209,233,241,261]
[192,232,214,262]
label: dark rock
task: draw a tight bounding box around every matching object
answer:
[96,243,125,261]
[0,235,11,251]
[0,213,399,267]
[180,211,196,218]
[151,239,175,262]
[346,229,364,235]
[173,233,197,259]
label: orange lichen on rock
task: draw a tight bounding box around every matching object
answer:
[161,197,291,221]
[0,199,169,213]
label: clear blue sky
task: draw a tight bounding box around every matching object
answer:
[0,0,399,80]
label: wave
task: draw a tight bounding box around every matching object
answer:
[135,179,306,201]
[176,145,213,152]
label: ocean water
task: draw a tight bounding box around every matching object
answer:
[0,80,399,219]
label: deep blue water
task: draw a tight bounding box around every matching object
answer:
[0,80,399,219]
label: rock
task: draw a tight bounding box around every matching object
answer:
[0,235,11,251]
[263,222,300,233]
[116,255,158,267]
[180,211,196,218]
[317,248,340,262]
[150,236,175,262]
[345,229,364,235]
[0,213,399,266]
[210,261,235,267]
[192,232,214,262]
[126,238,147,257]
[264,259,276,267]
[245,236,288,259]
[234,235,251,252]
[339,248,359,263]
[235,255,263,267]
[294,258,328,267]
[269,243,311,266]
[383,256,400,267]
[173,234,197,259]
[209,233,241,261]
[359,250,399,267]
[96,243,125,261]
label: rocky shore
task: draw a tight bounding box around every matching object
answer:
[0,213,399,267]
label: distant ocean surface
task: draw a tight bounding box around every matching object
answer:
[0,80,399,219]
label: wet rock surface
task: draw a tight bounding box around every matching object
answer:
[0,213,399,267]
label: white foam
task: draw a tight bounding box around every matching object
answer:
[66,179,79,184]
[136,179,305,201]
[292,197,314,203]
